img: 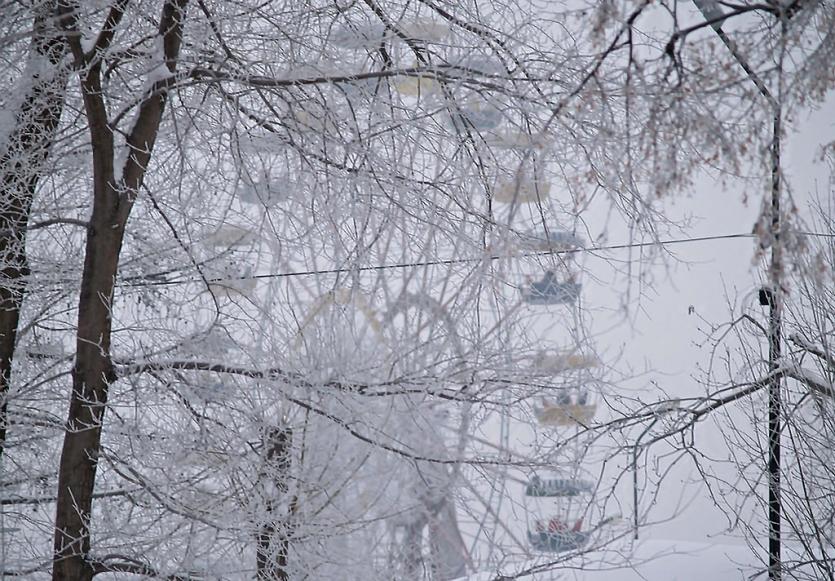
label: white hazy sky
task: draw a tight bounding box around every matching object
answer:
[465,89,835,581]
[584,91,835,546]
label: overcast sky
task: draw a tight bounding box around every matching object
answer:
[586,91,835,546]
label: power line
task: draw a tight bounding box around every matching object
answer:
[122,231,765,288]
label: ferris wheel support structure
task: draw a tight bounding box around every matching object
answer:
[382,291,472,580]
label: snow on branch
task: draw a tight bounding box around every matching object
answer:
[789,333,835,371]
[785,365,835,399]
[115,358,472,402]
[89,554,203,580]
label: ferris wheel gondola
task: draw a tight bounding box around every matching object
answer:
[201,224,257,249]
[234,134,306,208]
[528,514,622,554]
[515,228,585,253]
[528,525,590,553]
[397,18,451,43]
[533,391,596,427]
[521,271,581,305]
[525,475,595,498]
[492,170,551,205]
[448,101,504,132]
[529,350,601,376]
[394,74,439,97]
[331,17,450,50]
[203,260,258,299]
[523,465,596,554]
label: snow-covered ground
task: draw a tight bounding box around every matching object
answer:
[460,539,767,580]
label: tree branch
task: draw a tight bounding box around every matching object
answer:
[89,555,203,580]
[86,0,130,62]
[114,358,473,401]
[789,334,835,371]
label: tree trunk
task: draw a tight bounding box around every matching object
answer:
[52,197,124,580]
[256,425,293,581]
[51,2,188,579]
[0,3,68,461]
[428,499,468,580]
[402,517,427,580]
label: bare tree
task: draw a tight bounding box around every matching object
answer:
[0,1,69,461]
[0,1,831,580]
[50,2,188,579]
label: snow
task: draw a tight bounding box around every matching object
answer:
[0,52,53,153]
[788,365,835,397]
[142,36,175,93]
[80,34,97,55]
[458,539,764,580]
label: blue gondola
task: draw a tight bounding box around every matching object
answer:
[522,272,581,305]
[525,476,594,498]
[528,529,590,553]
[555,390,572,405]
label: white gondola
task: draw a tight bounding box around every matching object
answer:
[205,263,257,298]
[235,134,297,208]
[332,18,450,50]
[516,229,584,252]
[184,380,236,405]
[448,101,503,131]
[330,22,388,50]
[521,271,580,305]
[290,108,334,134]
[238,177,288,208]
[482,129,550,151]
[201,325,236,354]
[25,341,66,359]
[450,55,506,79]
[337,75,386,101]
[202,224,256,249]
[397,18,450,43]
[492,173,551,204]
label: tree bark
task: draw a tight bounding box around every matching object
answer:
[51,2,188,579]
[256,425,293,581]
[428,499,468,580]
[0,3,68,462]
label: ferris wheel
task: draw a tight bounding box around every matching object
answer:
[382,291,473,579]
[293,287,471,579]
[472,118,615,559]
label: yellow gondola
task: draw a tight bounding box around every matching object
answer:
[534,396,596,427]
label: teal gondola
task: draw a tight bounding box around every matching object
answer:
[525,476,594,497]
